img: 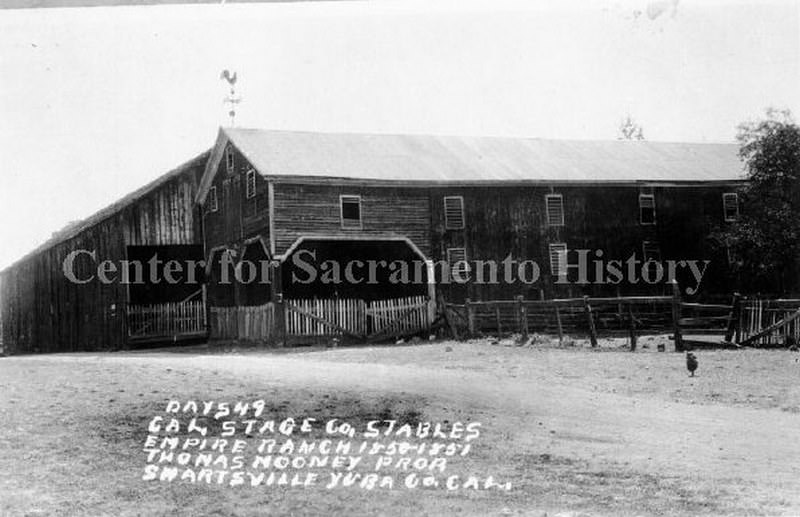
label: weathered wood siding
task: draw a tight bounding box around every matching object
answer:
[272,183,431,257]
[430,184,739,302]
[201,144,271,308]
[0,153,207,354]
[202,143,270,254]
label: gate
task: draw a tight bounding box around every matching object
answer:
[284,295,431,341]
[209,303,276,341]
[126,300,207,343]
[366,295,430,340]
[285,298,367,339]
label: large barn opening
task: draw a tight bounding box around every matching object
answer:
[206,248,236,307]
[126,245,205,305]
[240,240,272,306]
[125,245,207,345]
[280,239,429,301]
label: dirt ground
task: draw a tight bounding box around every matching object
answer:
[1,335,800,516]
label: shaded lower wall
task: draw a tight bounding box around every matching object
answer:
[0,222,129,354]
[0,152,208,355]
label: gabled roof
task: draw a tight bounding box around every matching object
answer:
[196,127,745,202]
[2,150,210,274]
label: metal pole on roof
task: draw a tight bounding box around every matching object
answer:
[220,69,241,127]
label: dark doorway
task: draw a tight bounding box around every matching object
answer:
[126,245,204,304]
[281,239,429,301]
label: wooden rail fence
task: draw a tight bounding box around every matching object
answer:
[443,294,674,347]
[441,282,764,351]
[128,291,800,350]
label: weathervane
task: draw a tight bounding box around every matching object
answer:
[220,69,241,126]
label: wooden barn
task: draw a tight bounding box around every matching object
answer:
[195,128,745,342]
[0,127,747,352]
[0,151,210,354]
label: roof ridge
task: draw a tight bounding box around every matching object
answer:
[223,126,738,146]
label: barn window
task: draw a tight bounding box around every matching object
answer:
[340,195,362,228]
[642,241,661,262]
[549,243,567,276]
[546,194,564,226]
[208,186,218,212]
[639,194,656,225]
[226,145,235,174]
[246,169,257,199]
[447,247,470,280]
[723,193,739,222]
[444,196,465,229]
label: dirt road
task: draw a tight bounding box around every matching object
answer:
[2,342,799,516]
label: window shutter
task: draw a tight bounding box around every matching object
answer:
[639,194,656,225]
[444,196,465,229]
[723,193,739,222]
[226,146,235,174]
[246,169,256,199]
[447,247,470,279]
[642,241,661,262]
[208,186,218,212]
[549,243,567,275]
[546,195,564,226]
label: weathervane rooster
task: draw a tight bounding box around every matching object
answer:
[220,69,241,127]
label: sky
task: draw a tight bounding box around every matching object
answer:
[0,0,798,269]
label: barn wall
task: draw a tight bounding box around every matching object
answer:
[201,144,271,307]
[271,183,431,257]
[261,181,737,303]
[0,154,207,355]
[430,184,740,302]
[202,143,270,255]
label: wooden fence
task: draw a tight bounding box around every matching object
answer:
[443,295,673,344]
[285,298,368,338]
[285,295,431,340]
[127,300,206,341]
[738,298,800,347]
[209,303,276,342]
[442,283,751,351]
[366,295,430,339]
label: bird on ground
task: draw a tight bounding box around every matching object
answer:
[686,351,698,377]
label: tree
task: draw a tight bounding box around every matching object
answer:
[711,108,800,294]
[618,115,645,140]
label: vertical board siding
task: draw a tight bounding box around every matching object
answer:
[209,303,276,342]
[0,154,207,354]
[430,185,737,303]
[202,144,271,261]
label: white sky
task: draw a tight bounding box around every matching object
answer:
[0,0,798,269]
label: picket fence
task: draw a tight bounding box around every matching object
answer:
[209,303,276,341]
[127,300,206,340]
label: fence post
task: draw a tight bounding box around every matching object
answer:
[271,262,286,346]
[438,294,460,340]
[671,280,683,352]
[554,304,564,344]
[583,296,598,347]
[724,292,741,344]
[466,298,475,337]
[516,295,528,339]
[628,304,637,352]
